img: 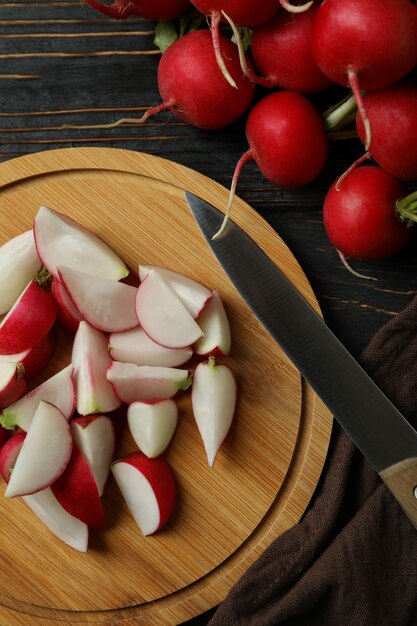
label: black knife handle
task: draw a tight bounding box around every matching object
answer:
[380,458,417,528]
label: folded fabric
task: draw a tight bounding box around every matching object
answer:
[209,296,417,626]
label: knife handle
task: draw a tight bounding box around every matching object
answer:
[380,458,417,528]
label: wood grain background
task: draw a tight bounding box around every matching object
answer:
[1,2,417,623]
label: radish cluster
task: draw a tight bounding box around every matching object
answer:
[0,207,238,551]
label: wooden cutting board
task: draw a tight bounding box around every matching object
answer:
[0,148,332,625]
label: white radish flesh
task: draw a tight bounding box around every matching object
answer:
[194,289,231,356]
[109,326,192,367]
[0,230,42,315]
[34,206,128,280]
[191,356,237,467]
[135,270,203,349]
[72,321,121,415]
[127,399,178,457]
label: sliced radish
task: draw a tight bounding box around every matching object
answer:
[0,362,27,410]
[0,364,75,431]
[191,356,237,467]
[0,280,57,355]
[5,400,72,498]
[111,451,176,535]
[139,265,212,318]
[0,430,25,482]
[135,270,203,349]
[51,444,105,528]
[70,414,115,496]
[0,330,56,380]
[127,399,178,458]
[23,488,88,552]
[34,206,129,280]
[58,265,138,333]
[51,277,84,334]
[194,289,231,356]
[72,321,121,415]
[107,361,191,404]
[0,230,42,315]
[109,327,192,368]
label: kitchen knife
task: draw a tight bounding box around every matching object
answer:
[185,191,417,528]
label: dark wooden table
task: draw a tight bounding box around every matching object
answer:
[1,2,416,624]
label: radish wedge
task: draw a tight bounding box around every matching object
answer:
[0,230,42,315]
[0,362,27,410]
[0,430,26,482]
[58,265,138,333]
[51,444,105,528]
[191,356,237,467]
[71,414,115,496]
[5,400,72,498]
[34,206,128,280]
[135,270,203,349]
[51,277,84,334]
[23,488,88,552]
[109,327,192,367]
[72,321,121,415]
[127,399,178,458]
[0,364,75,431]
[194,290,231,356]
[107,361,191,404]
[111,452,176,536]
[0,280,57,355]
[0,330,56,380]
[139,265,212,318]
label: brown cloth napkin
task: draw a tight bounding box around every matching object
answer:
[209,297,417,626]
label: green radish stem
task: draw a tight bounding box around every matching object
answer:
[323,92,358,131]
[396,191,417,224]
[34,267,52,289]
[212,148,253,240]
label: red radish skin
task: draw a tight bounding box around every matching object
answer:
[112,451,176,534]
[190,0,278,27]
[84,0,191,20]
[51,444,105,529]
[323,166,411,262]
[311,0,417,148]
[0,280,57,355]
[0,431,26,482]
[251,5,335,94]
[215,91,327,237]
[51,277,83,334]
[356,80,417,181]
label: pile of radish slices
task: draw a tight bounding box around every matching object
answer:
[0,206,237,552]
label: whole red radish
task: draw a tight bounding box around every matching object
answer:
[0,279,57,355]
[311,0,417,148]
[356,79,417,181]
[83,0,191,20]
[154,30,255,129]
[251,5,335,94]
[215,91,327,237]
[323,166,411,263]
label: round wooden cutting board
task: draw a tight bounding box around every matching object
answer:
[0,148,332,625]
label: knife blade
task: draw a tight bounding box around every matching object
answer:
[185,191,417,528]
